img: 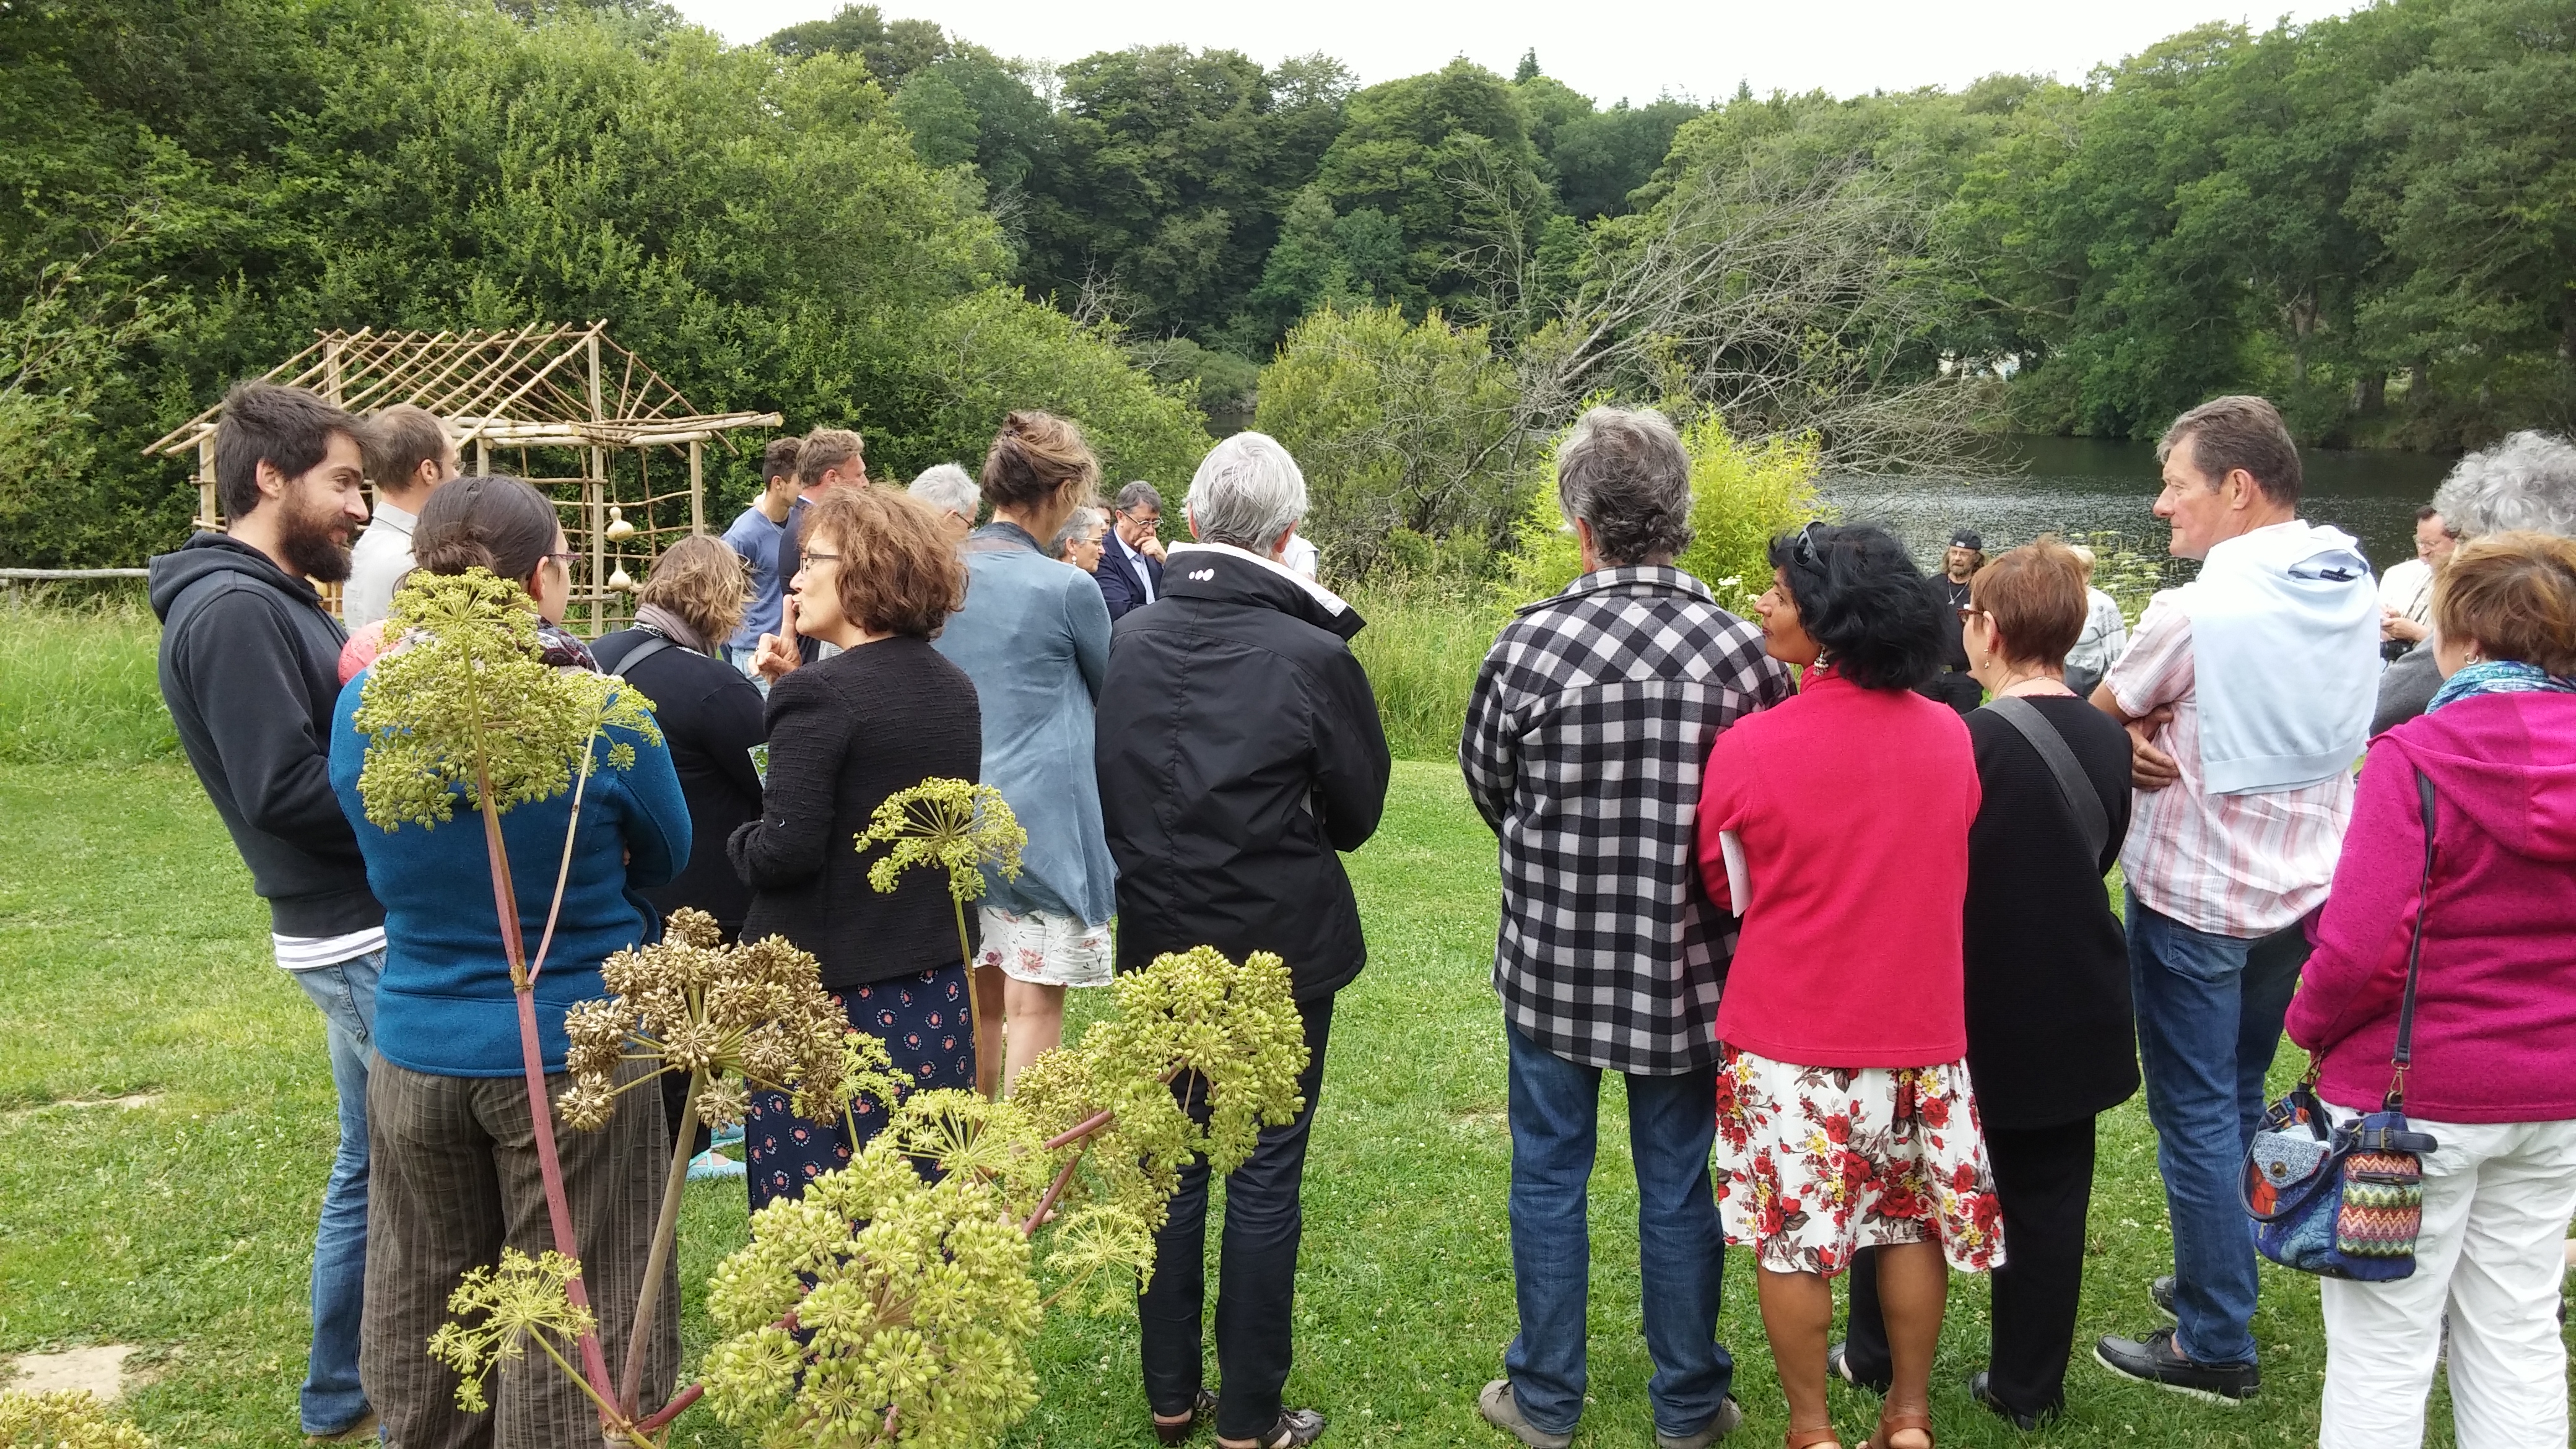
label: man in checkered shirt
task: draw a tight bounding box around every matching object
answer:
[1461,406,1791,1449]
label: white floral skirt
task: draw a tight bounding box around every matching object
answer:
[1712,1044,2006,1277]
[976,905,1113,989]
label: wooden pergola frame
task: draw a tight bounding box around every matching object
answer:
[146,321,781,634]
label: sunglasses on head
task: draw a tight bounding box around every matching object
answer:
[1791,520,1827,572]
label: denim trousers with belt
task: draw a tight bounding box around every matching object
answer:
[2125,891,2308,1367]
[289,949,383,1435]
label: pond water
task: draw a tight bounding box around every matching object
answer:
[1820,435,2455,583]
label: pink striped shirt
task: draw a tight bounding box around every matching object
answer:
[2107,593,2355,937]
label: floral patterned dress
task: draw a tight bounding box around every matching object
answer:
[1712,1045,2006,1277]
[745,964,975,1210]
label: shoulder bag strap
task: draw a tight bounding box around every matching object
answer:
[596,630,676,677]
[2387,768,2439,1110]
[1983,695,2112,864]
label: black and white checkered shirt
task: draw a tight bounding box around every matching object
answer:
[1460,567,1792,1076]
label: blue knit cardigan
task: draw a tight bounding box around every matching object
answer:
[329,671,690,1077]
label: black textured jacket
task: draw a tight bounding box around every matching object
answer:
[1095,544,1391,1000]
[149,533,383,937]
[728,636,982,988]
[594,627,767,938]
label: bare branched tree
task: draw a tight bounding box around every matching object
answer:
[1508,154,1998,476]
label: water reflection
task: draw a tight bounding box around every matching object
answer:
[1821,435,2453,581]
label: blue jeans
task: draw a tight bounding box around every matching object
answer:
[290,951,381,1435]
[2125,892,2308,1367]
[1502,1022,1734,1438]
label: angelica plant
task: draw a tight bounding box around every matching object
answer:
[352,568,668,1440]
[858,779,1026,1097]
[0,1390,153,1449]
[698,945,1310,1447]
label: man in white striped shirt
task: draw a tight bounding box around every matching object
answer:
[2087,396,2378,1407]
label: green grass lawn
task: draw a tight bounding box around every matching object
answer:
[3,755,2504,1449]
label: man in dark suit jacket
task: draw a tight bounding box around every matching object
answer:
[1096,480,1167,620]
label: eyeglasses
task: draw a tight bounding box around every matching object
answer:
[545,551,577,565]
[801,549,842,566]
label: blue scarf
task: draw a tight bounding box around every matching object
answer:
[2427,658,2576,713]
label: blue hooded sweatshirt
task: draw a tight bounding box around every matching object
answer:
[329,671,690,1077]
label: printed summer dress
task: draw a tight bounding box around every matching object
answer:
[1712,1045,2006,1277]
[745,964,976,1210]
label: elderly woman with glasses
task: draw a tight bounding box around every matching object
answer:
[1694,521,2004,1449]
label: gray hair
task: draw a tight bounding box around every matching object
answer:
[907,462,980,522]
[1556,406,1694,566]
[1049,506,1107,559]
[1113,480,1163,514]
[1185,432,1307,552]
[2432,430,2576,540]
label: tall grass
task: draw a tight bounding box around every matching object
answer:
[1344,580,1511,763]
[0,590,177,764]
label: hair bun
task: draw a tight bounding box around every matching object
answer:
[410,524,497,575]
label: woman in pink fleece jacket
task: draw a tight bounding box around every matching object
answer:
[2286,531,2576,1449]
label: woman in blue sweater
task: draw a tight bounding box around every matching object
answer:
[329,475,692,1445]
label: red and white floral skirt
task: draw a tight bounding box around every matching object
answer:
[1712,1043,2006,1278]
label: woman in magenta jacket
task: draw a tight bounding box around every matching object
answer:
[2286,531,2576,1449]
[1695,523,2000,1449]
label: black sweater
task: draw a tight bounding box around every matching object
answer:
[1960,696,2139,1129]
[149,533,383,937]
[728,637,982,988]
[594,627,767,938]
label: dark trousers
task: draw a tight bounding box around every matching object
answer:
[1139,993,1336,1442]
[362,1056,677,1449]
[1844,1116,2099,1418]
[1915,669,1983,715]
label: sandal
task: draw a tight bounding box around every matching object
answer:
[1786,1428,1843,1449]
[1219,1408,1326,1448]
[1153,1388,1221,1446]
[1863,1408,1934,1449]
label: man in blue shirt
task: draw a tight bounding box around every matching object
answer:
[720,438,807,674]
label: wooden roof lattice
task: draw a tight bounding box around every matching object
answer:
[146,321,779,457]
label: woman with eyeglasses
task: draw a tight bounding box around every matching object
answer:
[1693,521,2003,1449]
[729,486,983,1208]
[1835,538,2136,1432]
[326,474,692,1442]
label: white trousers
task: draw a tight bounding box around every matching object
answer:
[2317,1111,2576,1449]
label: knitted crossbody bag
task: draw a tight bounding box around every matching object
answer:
[2242,768,2442,1281]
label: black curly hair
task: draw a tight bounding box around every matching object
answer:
[1765,522,1950,692]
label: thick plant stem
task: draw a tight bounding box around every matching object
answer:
[1021,1149,1087,1237]
[1042,1107,1116,1152]
[630,1383,702,1437]
[484,781,619,1413]
[619,1069,702,1417]
[954,897,1003,1099]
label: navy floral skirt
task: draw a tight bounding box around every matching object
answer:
[746,964,976,1210]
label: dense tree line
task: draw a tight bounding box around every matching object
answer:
[7,0,2575,568]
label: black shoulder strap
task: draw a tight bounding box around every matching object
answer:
[1982,695,2112,866]
[595,631,676,677]
[2387,768,2439,1109]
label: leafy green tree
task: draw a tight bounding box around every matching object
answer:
[762,2,951,84]
[1312,59,1550,314]
[1253,303,1534,573]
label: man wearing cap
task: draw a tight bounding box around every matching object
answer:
[1917,529,1986,714]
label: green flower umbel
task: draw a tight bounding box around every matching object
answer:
[857,779,1026,901]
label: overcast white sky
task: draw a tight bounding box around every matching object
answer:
[668,0,2357,103]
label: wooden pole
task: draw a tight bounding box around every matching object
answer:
[196,437,217,531]
[475,438,489,476]
[689,439,704,536]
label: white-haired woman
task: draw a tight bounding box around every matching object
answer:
[906,462,980,543]
[2377,430,2576,730]
[1050,505,1108,573]
[1097,431,1392,1449]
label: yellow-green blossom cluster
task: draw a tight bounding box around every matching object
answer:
[352,568,660,832]
[700,1141,1043,1449]
[559,909,903,1132]
[0,1390,154,1449]
[694,946,1310,1445]
[857,780,1025,902]
[424,1248,597,1415]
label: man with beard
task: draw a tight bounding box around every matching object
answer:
[149,380,383,1442]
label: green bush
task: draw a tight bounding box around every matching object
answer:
[1507,411,1822,616]
[0,593,175,765]
[1344,581,1511,763]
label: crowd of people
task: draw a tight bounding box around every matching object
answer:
[144,375,2575,1449]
